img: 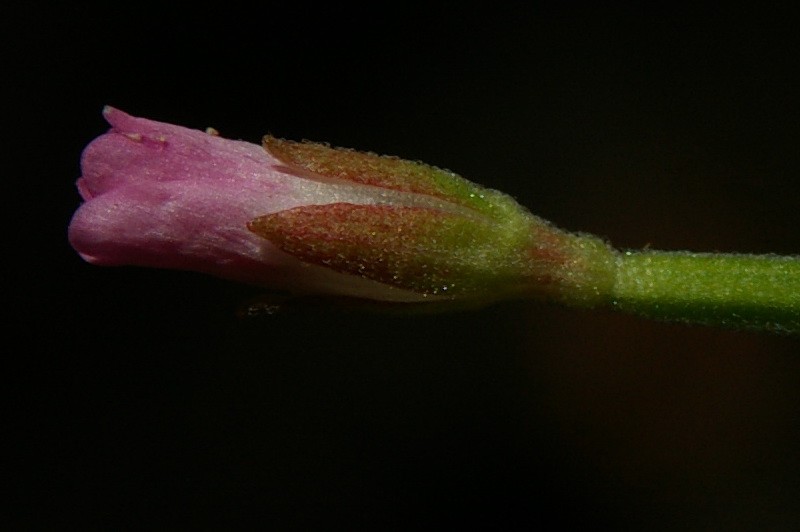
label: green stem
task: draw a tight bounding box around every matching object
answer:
[610,251,800,335]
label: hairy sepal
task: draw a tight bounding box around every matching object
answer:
[263,136,522,220]
[248,203,535,298]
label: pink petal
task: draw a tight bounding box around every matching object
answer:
[68,108,431,301]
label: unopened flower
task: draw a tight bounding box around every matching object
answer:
[69,108,617,309]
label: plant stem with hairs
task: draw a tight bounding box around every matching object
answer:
[611,251,799,334]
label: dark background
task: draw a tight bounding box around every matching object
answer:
[9,5,800,529]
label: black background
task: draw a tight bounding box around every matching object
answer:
[9,5,800,529]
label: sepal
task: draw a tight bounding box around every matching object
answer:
[263,135,521,220]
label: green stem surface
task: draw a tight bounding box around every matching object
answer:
[610,251,800,335]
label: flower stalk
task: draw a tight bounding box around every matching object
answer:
[612,251,799,334]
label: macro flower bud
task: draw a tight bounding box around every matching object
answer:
[69,108,617,309]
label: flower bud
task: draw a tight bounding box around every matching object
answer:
[69,108,617,309]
